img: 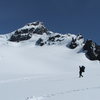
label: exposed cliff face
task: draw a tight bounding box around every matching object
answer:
[83,40,100,60]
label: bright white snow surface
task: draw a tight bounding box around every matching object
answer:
[0,41,100,100]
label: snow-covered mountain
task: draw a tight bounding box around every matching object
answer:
[0,21,100,61]
[7,21,84,47]
[0,21,100,100]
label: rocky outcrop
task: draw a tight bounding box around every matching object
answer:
[9,33,32,42]
[83,40,100,60]
[35,34,64,46]
[69,34,84,49]
[9,22,48,42]
[35,38,45,46]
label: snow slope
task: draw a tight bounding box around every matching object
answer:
[0,40,100,100]
[0,21,100,100]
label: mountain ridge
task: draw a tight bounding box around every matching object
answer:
[0,21,100,61]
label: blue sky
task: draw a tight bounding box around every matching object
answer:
[0,0,100,44]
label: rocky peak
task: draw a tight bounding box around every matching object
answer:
[26,21,43,26]
[9,21,48,42]
[5,21,100,61]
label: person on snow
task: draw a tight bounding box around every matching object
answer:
[79,66,85,78]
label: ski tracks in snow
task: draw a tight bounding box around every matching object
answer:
[0,76,38,84]
[26,86,100,100]
[0,76,100,100]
